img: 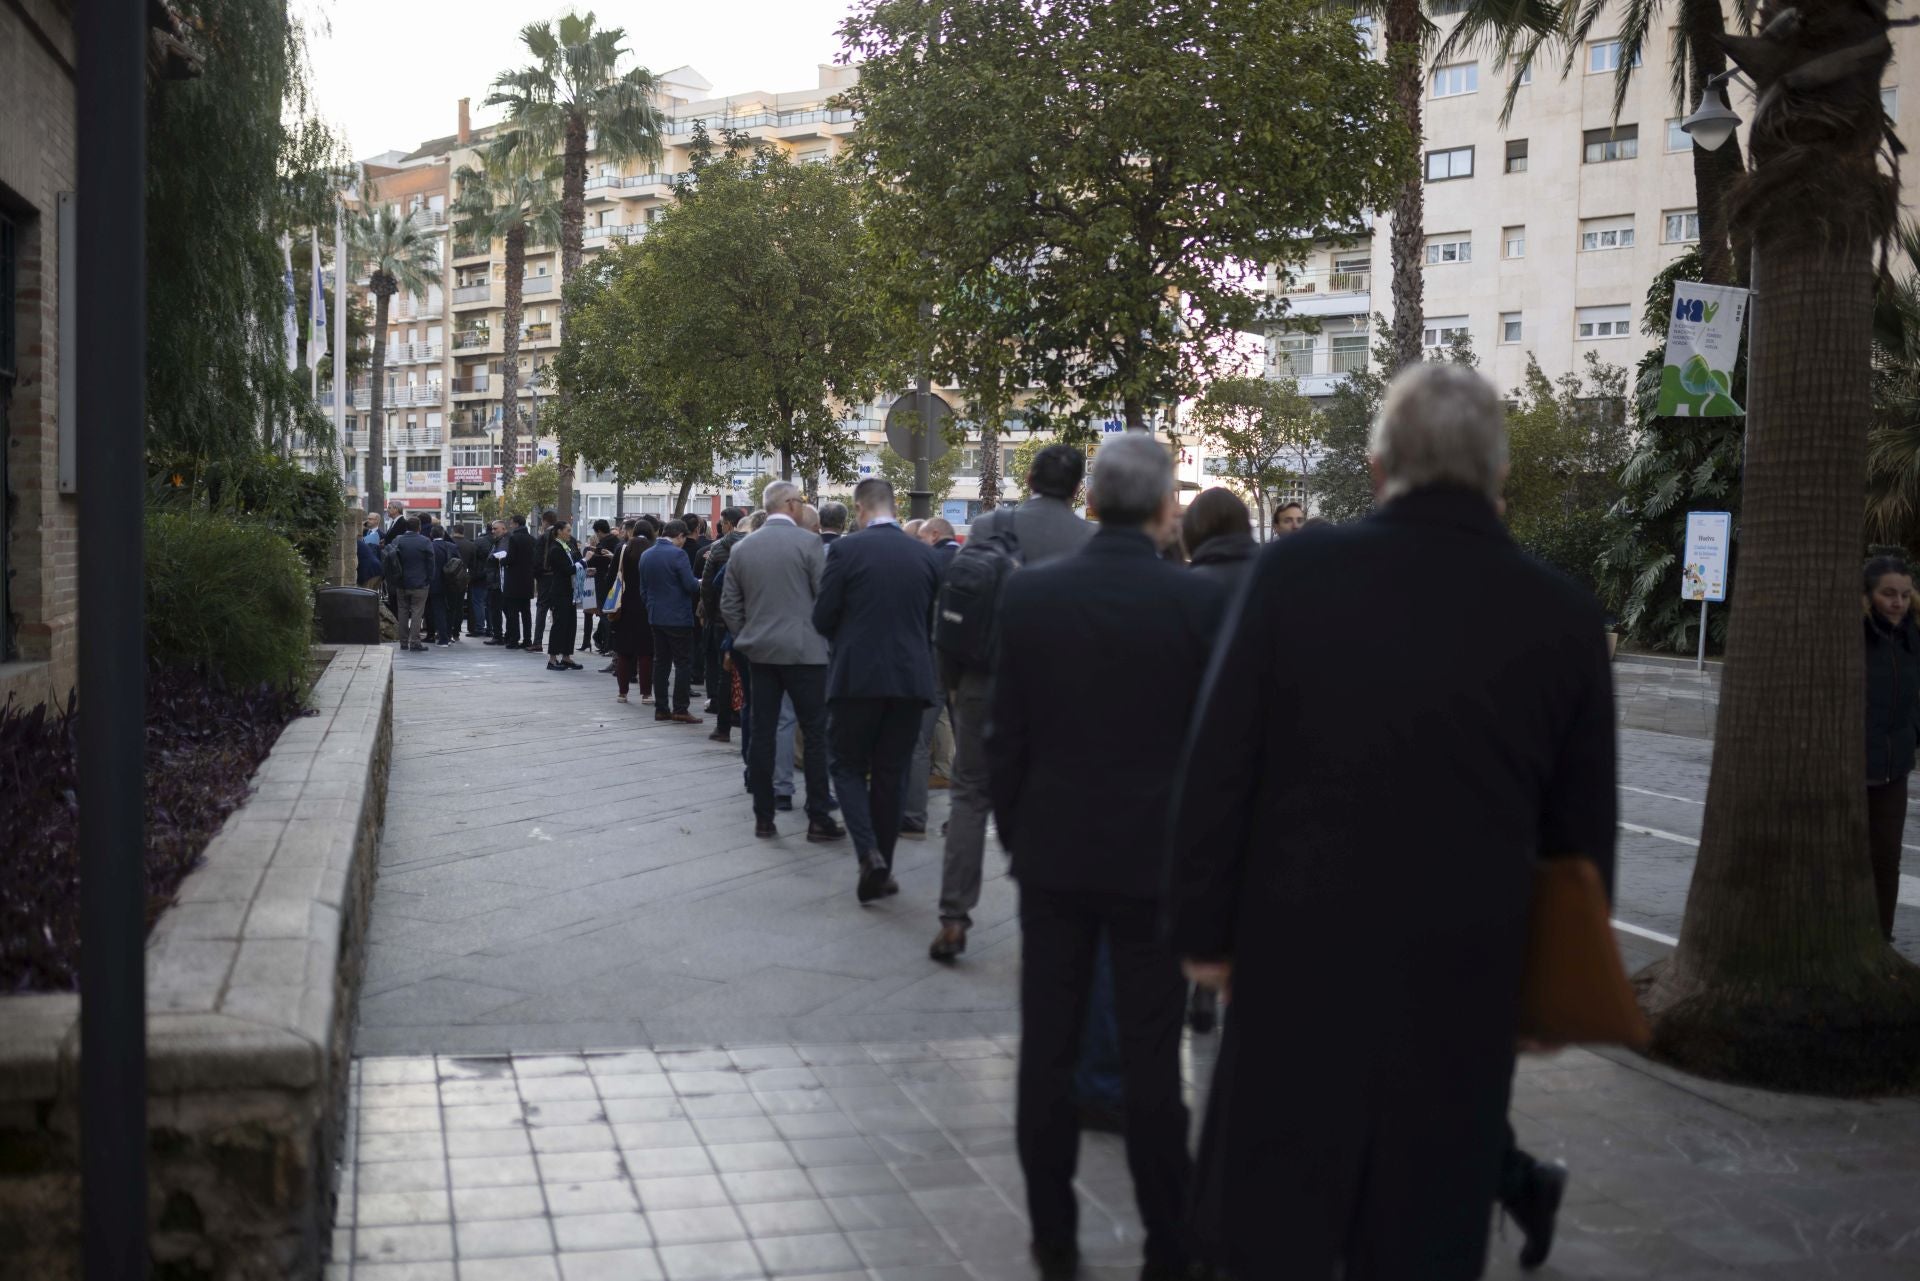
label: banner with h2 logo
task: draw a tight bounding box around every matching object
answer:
[1656,281,1750,417]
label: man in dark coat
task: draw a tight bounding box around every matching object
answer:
[641,520,703,722]
[988,436,1220,1279]
[812,478,943,902]
[500,514,538,649]
[390,518,438,653]
[481,520,510,644]
[1168,363,1617,1281]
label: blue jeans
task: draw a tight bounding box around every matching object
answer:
[1072,935,1124,1112]
[468,583,490,634]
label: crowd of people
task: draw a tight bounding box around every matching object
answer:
[353,364,1635,1280]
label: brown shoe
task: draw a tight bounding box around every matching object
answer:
[929,923,967,963]
[671,712,704,724]
[928,775,951,790]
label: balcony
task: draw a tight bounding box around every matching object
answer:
[453,328,491,351]
[621,172,681,193]
[583,224,646,245]
[666,107,854,136]
[388,341,443,364]
[451,375,491,396]
[1269,345,1370,396]
[319,384,371,411]
[410,208,447,228]
[522,322,555,343]
[392,299,443,322]
[1278,266,1372,319]
[453,241,490,262]
[348,426,443,451]
[584,175,622,195]
[357,383,442,407]
[450,409,501,436]
[522,275,554,295]
[453,282,493,306]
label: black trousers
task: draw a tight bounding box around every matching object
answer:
[1017,886,1193,1269]
[500,594,532,648]
[651,625,694,712]
[547,602,578,657]
[689,620,706,685]
[827,696,923,868]
[1867,776,1908,941]
[487,586,505,640]
[749,662,831,821]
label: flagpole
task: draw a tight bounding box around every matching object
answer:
[310,226,320,413]
[335,202,350,498]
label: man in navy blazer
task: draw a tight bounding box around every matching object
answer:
[812,477,944,902]
[640,520,703,722]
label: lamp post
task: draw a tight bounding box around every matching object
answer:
[1681,70,1744,151]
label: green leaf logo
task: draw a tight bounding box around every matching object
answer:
[1703,302,1720,323]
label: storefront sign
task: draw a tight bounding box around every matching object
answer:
[447,466,496,485]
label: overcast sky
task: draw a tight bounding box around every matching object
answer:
[301,0,863,159]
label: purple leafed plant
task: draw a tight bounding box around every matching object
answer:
[0,669,303,993]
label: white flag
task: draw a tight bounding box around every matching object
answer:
[281,234,299,372]
[309,227,329,368]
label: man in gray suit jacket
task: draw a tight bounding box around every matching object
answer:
[931,445,1094,962]
[721,480,847,843]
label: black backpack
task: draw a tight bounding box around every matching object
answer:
[441,548,469,592]
[934,510,1022,672]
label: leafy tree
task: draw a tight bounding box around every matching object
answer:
[1640,3,1920,1093]
[549,246,728,514]
[1441,0,1747,286]
[1503,353,1631,595]
[451,147,561,486]
[747,474,781,510]
[1189,376,1323,538]
[877,446,958,508]
[1596,251,1746,651]
[499,459,560,523]
[488,11,666,517]
[842,0,1406,438]
[1313,318,1479,521]
[632,146,889,486]
[349,206,443,512]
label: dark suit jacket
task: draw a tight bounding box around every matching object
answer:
[929,538,960,576]
[1164,487,1617,1274]
[987,527,1224,897]
[502,528,538,599]
[812,522,943,703]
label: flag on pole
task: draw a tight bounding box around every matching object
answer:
[309,227,329,369]
[280,235,299,371]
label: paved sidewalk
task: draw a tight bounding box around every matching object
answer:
[1613,657,1720,740]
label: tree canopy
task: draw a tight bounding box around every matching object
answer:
[1189,375,1323,538]
[842,0,1407,438]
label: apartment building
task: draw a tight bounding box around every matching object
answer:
[1265,11,1918,402]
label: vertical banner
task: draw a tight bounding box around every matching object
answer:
[1681,511,1732,603]
[309,226,328,370]
[1657,281,1749,417]
[280,234,299,372]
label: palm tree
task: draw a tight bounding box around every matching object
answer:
[350,205,443,513]
[1440,0,1752,285]
[1867,222,1920,547]
[486,11,665,520]
[451,150,561,493]
[1641,5,1920,1092]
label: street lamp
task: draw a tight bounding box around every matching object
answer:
[1681,70,1743,151]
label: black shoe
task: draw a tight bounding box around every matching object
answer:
[808,816,845,844]
[774,796,794,812]
[483,639,504,646]
[1031,1240,1079,1280]
[565,660,584,670]
[708,728,730,743]
[884,878,899,897]
[704,701,718,713]
[1187,985,1218,1034]
[1509,1160,1568,1270]
[755,818,777,839]
[898,821,927,840]
[600,663,616,674]
[856,854,890,904]
[546,660,567,672]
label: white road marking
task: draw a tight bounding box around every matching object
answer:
[1614,822,1920,913]
[1612,919,1679,946]
[1621,784,1702,805]
[1904,876,1920,909]
[1620,822,1700,847]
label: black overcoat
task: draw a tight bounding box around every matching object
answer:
[502,528,538,599]
[1167,487,1617,1280]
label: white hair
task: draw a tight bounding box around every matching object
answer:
[762,480,801,511]
[1369,364,1508,503]
[1089,433,1173,526]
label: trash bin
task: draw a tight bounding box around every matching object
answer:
[316,586,381,645]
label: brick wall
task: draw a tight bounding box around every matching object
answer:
[0,0,79,712]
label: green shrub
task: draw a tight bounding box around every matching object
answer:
[1514,506,1613,605]
[146,508,312,690]
[195,453,347,580]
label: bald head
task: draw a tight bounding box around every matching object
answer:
[798,503,821,532]
[919,517,955,545]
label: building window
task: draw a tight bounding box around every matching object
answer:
[1501,313,1523,344]
[1431,62,1478,98]
[1664,209,1701,242]
[1883,86,1898,115]
[1330,333,1369,374]
[1667,118,1693,152]
[1272,335,1315,378]
[1518,61,1534,86]
[1576,305,1632,339]
[1425,234,1472,265]
[406,454,439,472]
[1580,216,1636,251]
[1423,315,1469,349]
[1503,226,1526,259]
[1588,39,1642,73]
[1426,146,1474,181]
[1583,125,1639,164]
[1505,139,1528,173]
[1429,0,1467,15]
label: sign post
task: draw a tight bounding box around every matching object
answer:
[1681,510,1732,671]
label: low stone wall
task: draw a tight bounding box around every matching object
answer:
[0,645,394,1280]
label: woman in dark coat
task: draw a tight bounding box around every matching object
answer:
[612,520,656,703]
[542,520,582,671]
[1182,487,1260,597]
[1864,554,1919,940]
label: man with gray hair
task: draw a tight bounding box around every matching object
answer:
[818,500,848,546]
[987,433,1220,1278]
[1168,362,1616,1279]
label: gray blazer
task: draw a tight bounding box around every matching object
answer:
[972,495,1094,567]
[719,518,831,666]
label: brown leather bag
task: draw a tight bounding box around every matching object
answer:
[1518,857,1653,1048]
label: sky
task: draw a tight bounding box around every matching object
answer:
[300,0,863,160]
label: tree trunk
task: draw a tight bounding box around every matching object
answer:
[780,443,792,481]
[1385,0,1424,375]
[1123,395,1146,432]
[1644,3,1920,1093]
[555,111,589,523]
[500,225,526,484]
[675,473,695,515]
[365,286,392,511]
[1683,3,1747,286]
[978,403,1001,512]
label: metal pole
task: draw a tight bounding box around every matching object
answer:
[77,0,148,1274]
[335,206,349,492]
[1697,599,1709,672]
[912,300,933,521]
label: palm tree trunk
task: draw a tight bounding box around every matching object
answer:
[1644,4,1920,1093]
[500,226,526,483]
[1385,0,1424,375]
[555,113,589,523]
[1684,4,1746,286]
[365,289,392,511]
